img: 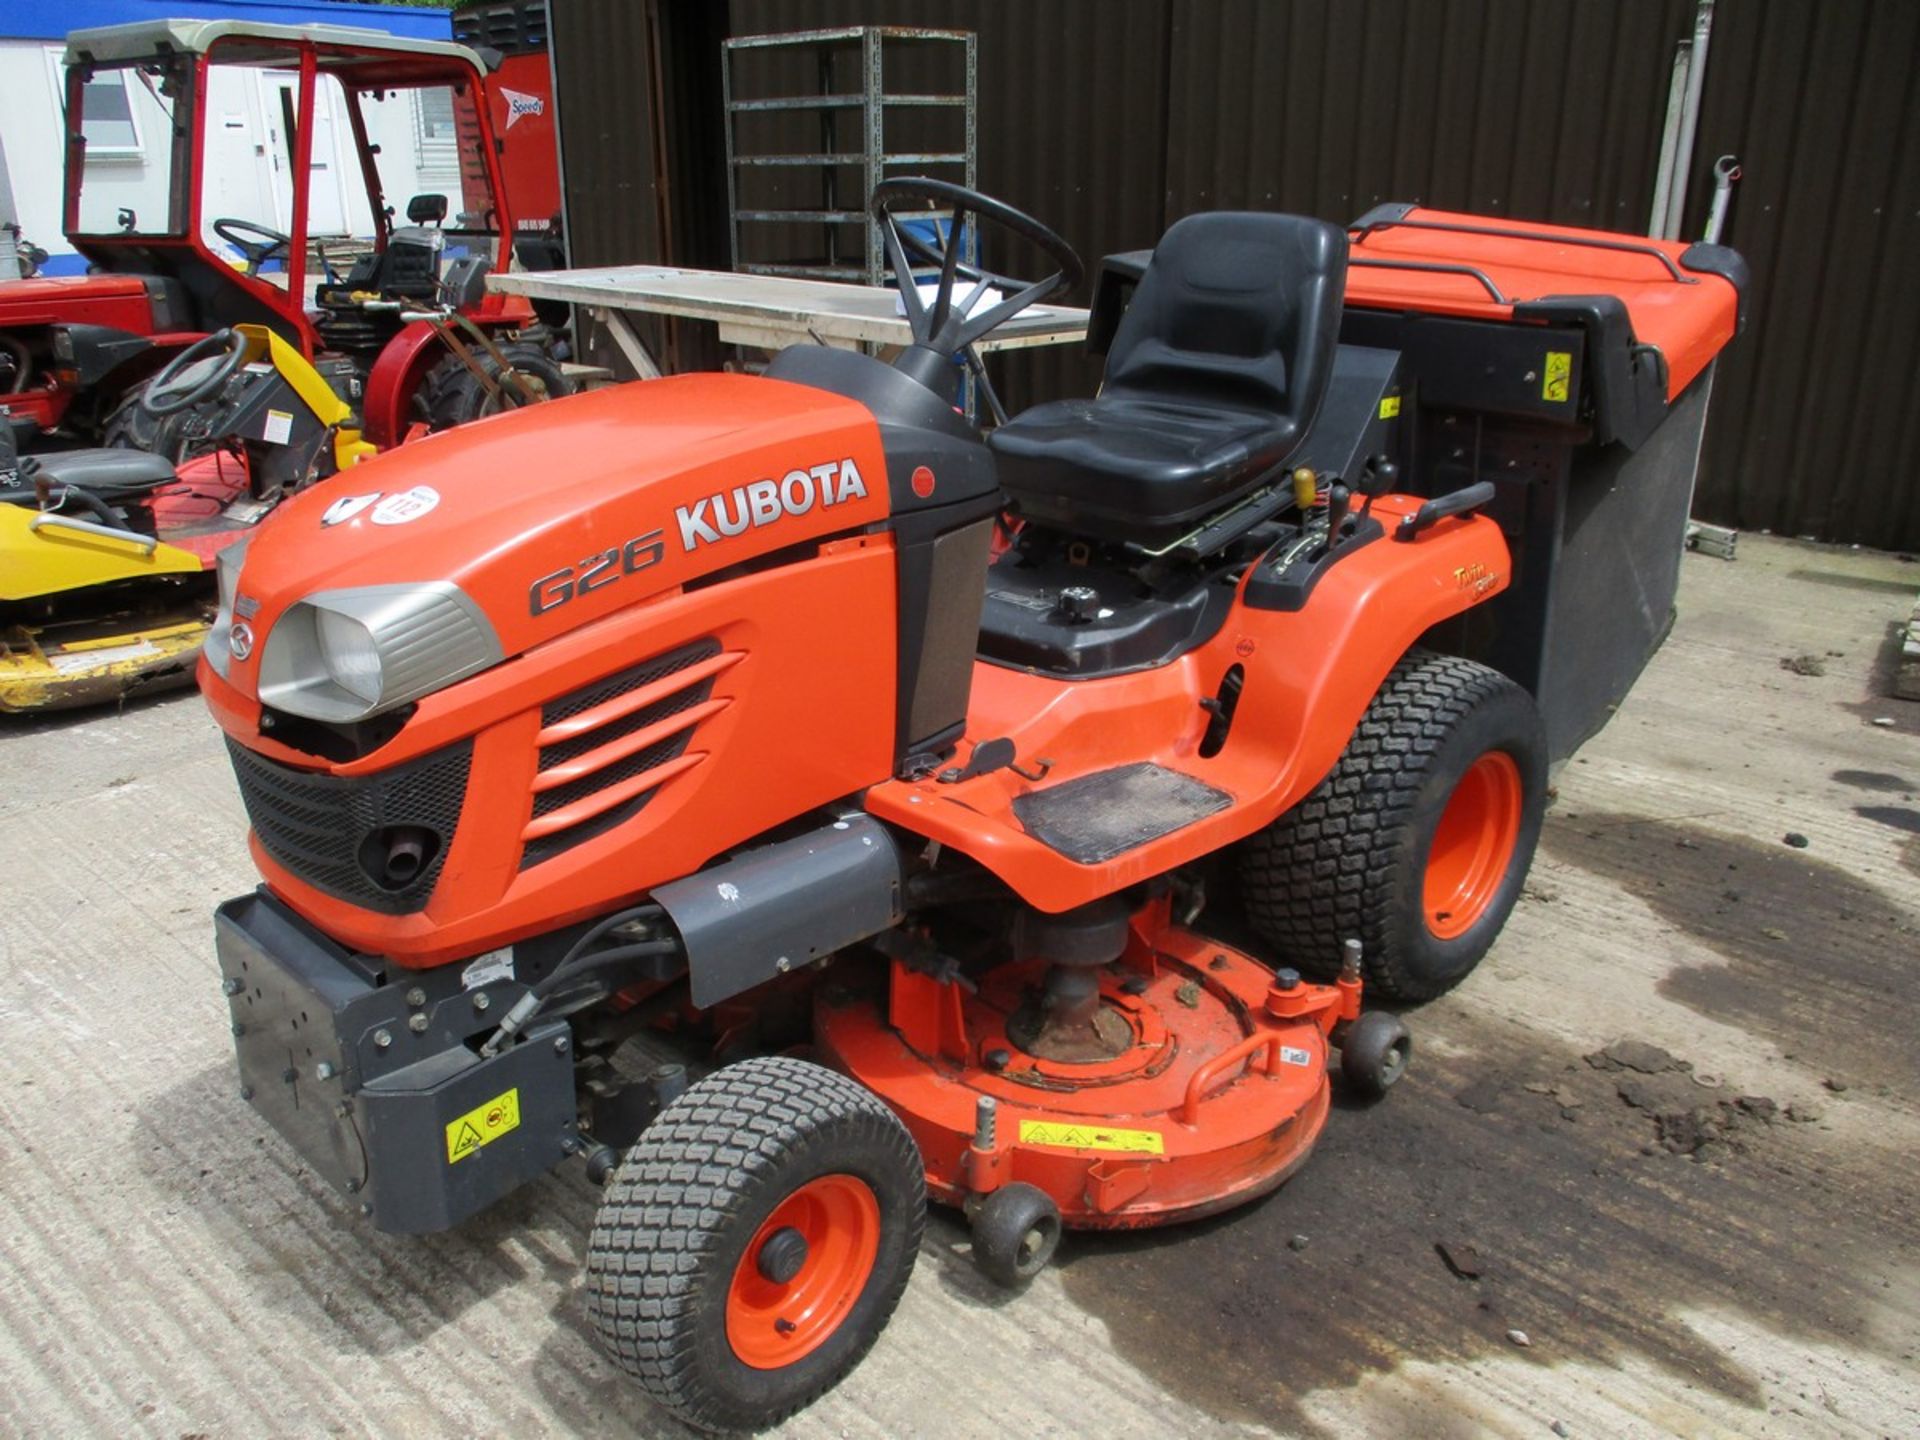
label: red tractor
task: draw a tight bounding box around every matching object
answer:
[0,19,568,461]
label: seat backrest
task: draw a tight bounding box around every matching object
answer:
[377,228,445,301]
[1102,211,1348,423]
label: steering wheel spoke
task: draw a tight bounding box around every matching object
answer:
[871,178,1083,363]
[882,220,933,333]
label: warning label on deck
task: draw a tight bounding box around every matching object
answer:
[1018,1120,1165,1155]
[1542,351,1572,403]
[445,1087,521,1164]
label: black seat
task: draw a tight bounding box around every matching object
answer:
[989,212,1348,546]
[316,229,443,309]
[22,449,178,500]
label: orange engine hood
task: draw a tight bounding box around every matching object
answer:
[221,373,893,700]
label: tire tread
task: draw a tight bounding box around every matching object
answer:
[1238,648,1533,1001]
[584,1056,922,1432]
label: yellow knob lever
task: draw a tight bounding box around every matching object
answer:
[1292,467,1318,509]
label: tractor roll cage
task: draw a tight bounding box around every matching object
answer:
[59,21,513,353]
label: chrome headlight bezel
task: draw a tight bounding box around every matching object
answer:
[202,534,252,680]
[256,582,503,722]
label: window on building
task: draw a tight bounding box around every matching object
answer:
[413,86,460,185]
[45,49,145,157]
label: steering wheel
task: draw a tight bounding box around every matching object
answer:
[871,178,1082,420]
[141,329,248,417]
[212,217,292,278]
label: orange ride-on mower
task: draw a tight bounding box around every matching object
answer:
[200,180,1743,1429]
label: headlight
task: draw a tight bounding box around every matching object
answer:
[256,582,502,722]
[202,534,252,679]
[314,608,383,703]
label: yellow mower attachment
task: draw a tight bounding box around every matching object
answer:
[0,611,210,713]
[0,504,212,711]
[0,500,202,604]
[233,324,378,473]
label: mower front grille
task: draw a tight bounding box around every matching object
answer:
[521,639,725,868]
[225,737,472,913]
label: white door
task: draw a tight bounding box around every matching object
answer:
[259,73,350,237]
[199,65,282,258]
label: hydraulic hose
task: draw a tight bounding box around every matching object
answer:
[479,905,680,1056]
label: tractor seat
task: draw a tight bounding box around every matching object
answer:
[315,228,444,309]
[21,449,179,501]
[989,211,1348,547]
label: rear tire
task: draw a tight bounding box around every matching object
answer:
[1238,649,1547,1001]
[420,341,570,430]
[585,1056,924,1433]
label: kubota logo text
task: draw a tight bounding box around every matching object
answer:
[676,458,868,551]
[528,458,869,616]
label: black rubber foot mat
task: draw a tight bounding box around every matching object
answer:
[1011,762,1233,864]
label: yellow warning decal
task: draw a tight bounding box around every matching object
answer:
[1542,351,1572,403]
[446,1087,521,1164]
[1378,395,1402,419]
[1018,1120,1165,1155]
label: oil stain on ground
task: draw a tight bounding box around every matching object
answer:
[1053,812,1920,1433]
[1831,768,1915,794]
[1053,1010,1916,1435]
[1856,804,1920,836]
[1541,813,1920,1094]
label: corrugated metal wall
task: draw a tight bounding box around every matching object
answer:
[1680,0,1920,547]
[549,0,730,373]
[553,0,1920,548]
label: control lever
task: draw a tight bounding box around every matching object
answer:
[1392,481,1496,542]
[1356,453,1399,497]
[1323,482,1352,548]
[1354,454,1398,526]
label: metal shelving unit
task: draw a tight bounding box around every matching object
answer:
[723,27,977,285]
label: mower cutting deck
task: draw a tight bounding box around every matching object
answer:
[197,179,1742,1430]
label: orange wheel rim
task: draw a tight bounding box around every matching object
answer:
[726,1173,880,1370]
[1424,751,1524,940]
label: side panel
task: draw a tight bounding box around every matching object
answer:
[1538,365,1715,761]
[226,539,901,965]
[487,52,562,230]
[865,496,1513,913]
[0,276,155,332]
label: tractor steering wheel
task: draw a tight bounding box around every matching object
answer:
[213,217,292,278]
[141,329,248,417]
[872,178,1083,367]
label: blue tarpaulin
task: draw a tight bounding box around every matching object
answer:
[3,0,451,43]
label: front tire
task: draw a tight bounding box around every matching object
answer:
[1238,649,1547,1001]
[585,1057,925,1433]
[102,384,220,464]
[420,341,570,430]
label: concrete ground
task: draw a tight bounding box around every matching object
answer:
[1,534,1916,1439]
